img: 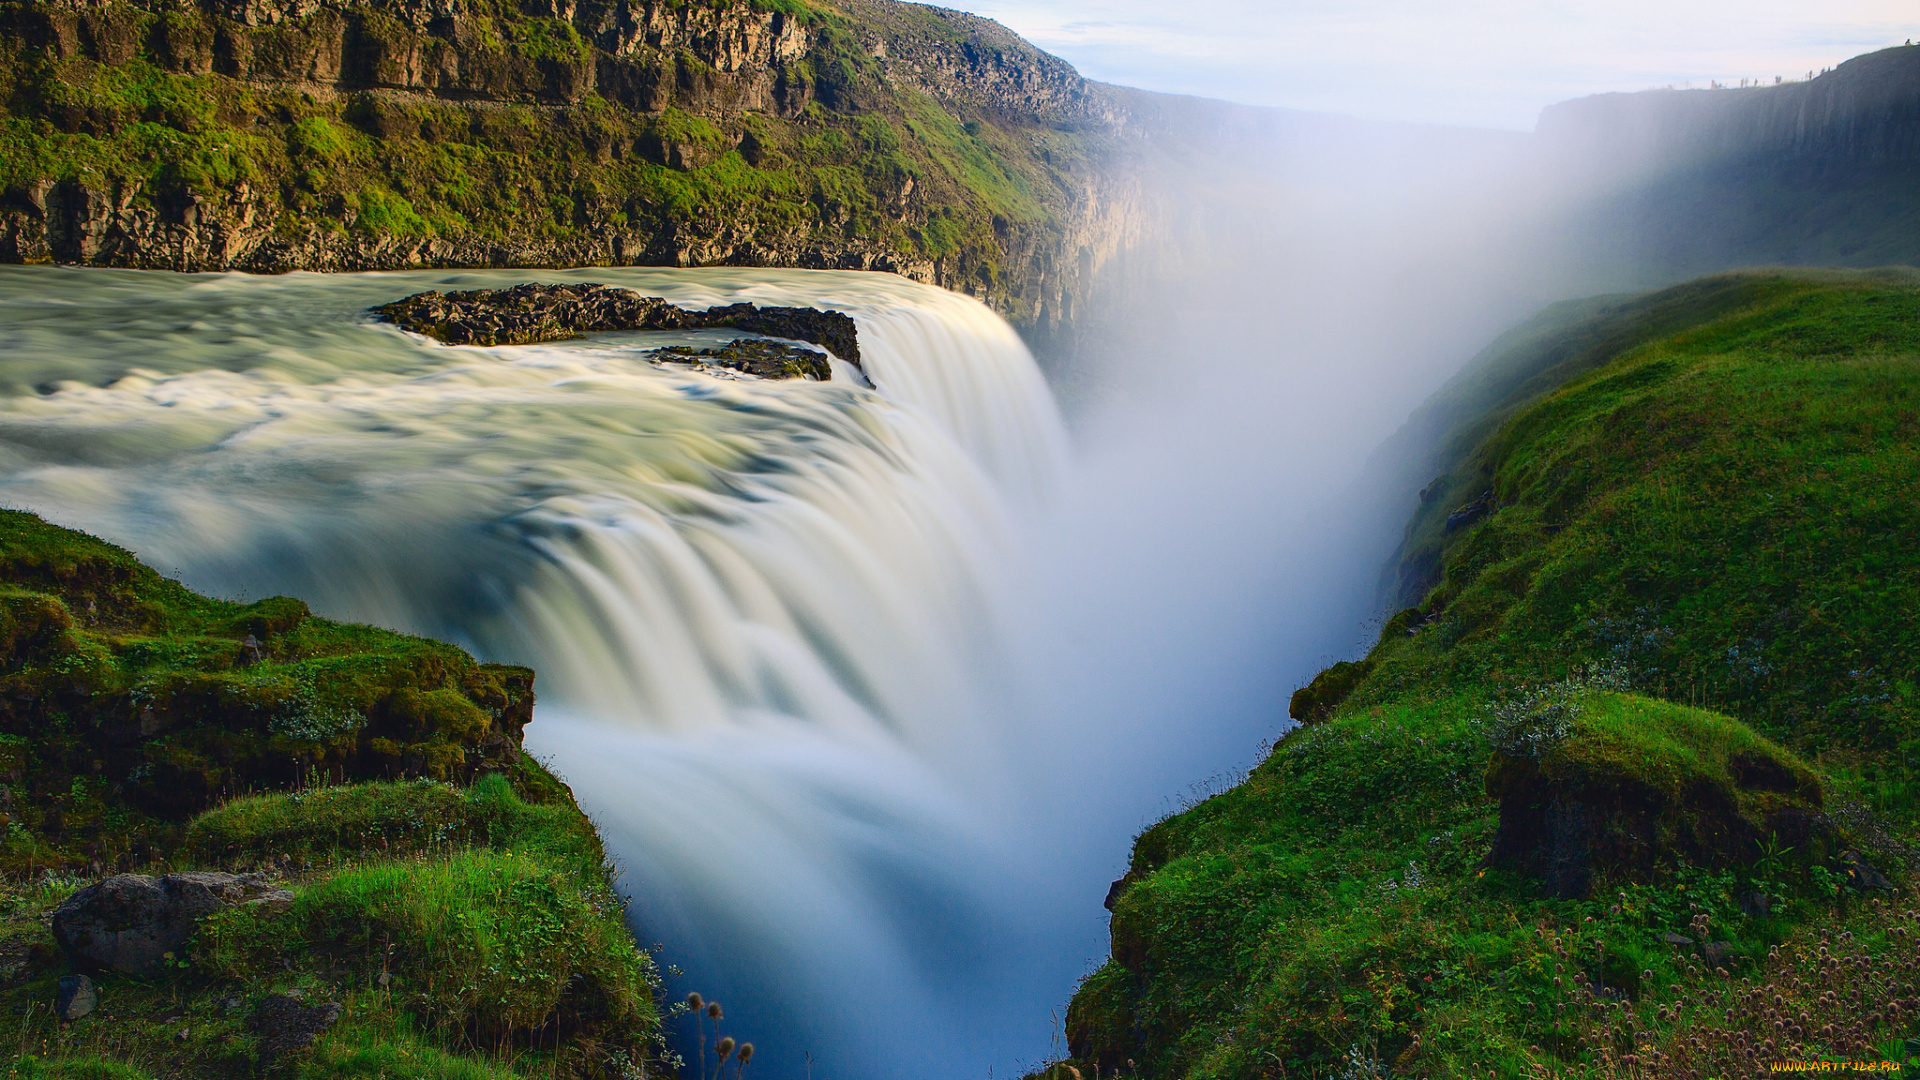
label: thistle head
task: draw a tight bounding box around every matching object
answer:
[717,1037,736,1059]
[738,1044,754,1064]
[687,992,705,1011]
[708,1002,722,1020]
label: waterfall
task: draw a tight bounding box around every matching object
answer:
[0,265,1068,1079]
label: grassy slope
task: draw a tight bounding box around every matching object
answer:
[0,509,662,1079]
[1063,271,1920,1078]
[0,0,1101,322]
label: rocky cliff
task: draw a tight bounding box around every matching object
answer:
[1535,45,1920,283]
[1539,45,1920,175]
[0,0,1160,340]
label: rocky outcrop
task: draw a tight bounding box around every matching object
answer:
[1484,700,1834,899]
[375,283,859,369]
[0,508,540,830]
[837,0,1095,123]
[0,0,813,115]
[1286,658,1374,724]
[653,339,833,380]
[52,871,294,974]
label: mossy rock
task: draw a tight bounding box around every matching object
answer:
[0,509,537,873]
[1287,658,1375,724]
[1485,692,1832,897]
[194,775,649,1048]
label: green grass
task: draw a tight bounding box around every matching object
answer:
[196,775,650,1048]
[0,508,536,873]
[1062,271,1920,1078]
[1,766,658,1079]
[0,509,651,1077]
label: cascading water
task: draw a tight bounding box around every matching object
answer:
[0,265,1071,1078]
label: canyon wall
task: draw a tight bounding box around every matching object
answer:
[0,0,1163,342]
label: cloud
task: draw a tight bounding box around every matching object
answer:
[941,0,1917,128]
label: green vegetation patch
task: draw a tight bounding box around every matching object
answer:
[0,509,658,1078]
[1063,271,1920,1077]
[0,508,534,874]
[198,777,650,1046]
[3,750,659,1080]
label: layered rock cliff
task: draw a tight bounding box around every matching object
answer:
[0,0,1159,340]
[1539,45,1920,174]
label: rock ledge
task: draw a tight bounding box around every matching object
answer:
[375,283,861,373]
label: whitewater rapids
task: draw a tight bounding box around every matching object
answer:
[0,265,1070,1079]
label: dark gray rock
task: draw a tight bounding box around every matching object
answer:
[653,339,833,381]
[52,872,295,975]
[1701,940,1735,969]
[1660,931,1693,945]
[250,993,344,1062]
[1738,890,1776,918]
[1840,850,1895,891]
[55,974,96,1020]
[1444,490,1495,533]
[374,284,861,367]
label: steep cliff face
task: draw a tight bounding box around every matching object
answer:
[2,0,814,114]
[1539,46,1920,174]
[1533,45,1920,284]
[0,0,1159,339]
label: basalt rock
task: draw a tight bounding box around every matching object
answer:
[55,974,97,1020]
[52,871,294,975]
[1484,697,1834,899]
[654,339,832,381]
[375,283,860,368]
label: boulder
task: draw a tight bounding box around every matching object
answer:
[55,974,96,1020]
[1444,490,1496,533]
[1701,940,1735,969]
[251,993,344,1062]
[1840,850,1895,891]
[1485,693,1832,898]
[1288,659,1376,724]
[653,339,833,380]
[51,871,295,975]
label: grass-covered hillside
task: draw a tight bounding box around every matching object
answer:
[0,0,1122,333]
[0,508,665,1079]
[1062,270,1920,1077]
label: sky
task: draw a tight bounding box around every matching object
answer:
[938,0,1918,130]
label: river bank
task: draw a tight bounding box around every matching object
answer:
[1057,269,1920,1077]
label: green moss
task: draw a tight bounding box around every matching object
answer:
[1536,691,1819,807]
[0,506,649,1079]
[0,507,533,872]
[1063,271,1920,1077]
[4,762,655,1079]
[187,778,470,863]
[296,1030,518,1079]
[1287,658,1375,723]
